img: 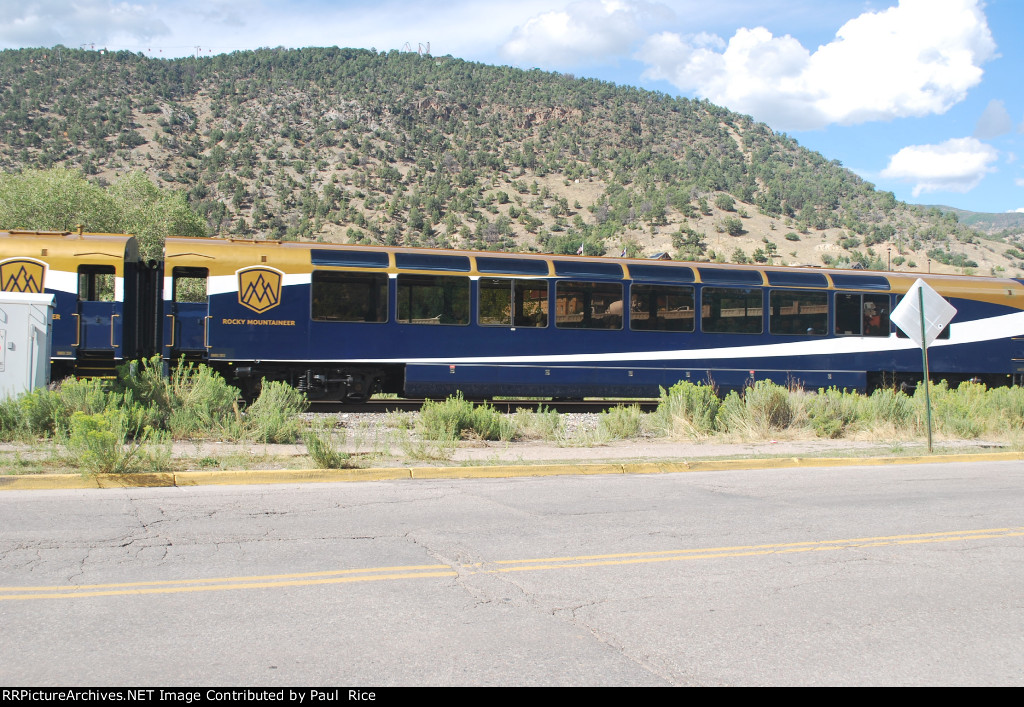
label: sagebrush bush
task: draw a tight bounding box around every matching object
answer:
[245,380,307,443]
[717,381,797,436]
[116,356,242,439]
[649,381,720,438]
[303,420,351,468]
[418,393,516,441]
[866,387,915,429]
[806,387,860,438]
[63,408,168,475]
[512,406,563,440]
[598,404,643,439]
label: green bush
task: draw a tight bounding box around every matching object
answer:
[598,405,643,439]
[928,381,987,438]
[63,409,169,475]
[866,388,915,429]
[303,420,351,468]
[511,406,564,440]
[14,387,65,438]
[245,380,307,443]
[649,381,720,438]
[717,381,796,436]
[117,356,242,439]
[806,388,860,438]
[418,393,516,441]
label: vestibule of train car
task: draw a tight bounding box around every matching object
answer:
[167,266,209,355]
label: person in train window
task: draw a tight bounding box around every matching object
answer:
[863,301,883,336]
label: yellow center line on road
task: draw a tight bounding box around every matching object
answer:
[1,527,1020,601]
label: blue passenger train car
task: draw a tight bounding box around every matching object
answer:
[0,230,161,379]
[161,237,1024,400]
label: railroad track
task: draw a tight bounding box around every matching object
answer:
[307,399,660,414]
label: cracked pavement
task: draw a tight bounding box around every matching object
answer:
[1,461,1023,685]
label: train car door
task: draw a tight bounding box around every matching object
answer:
[166,267,210,355]
[76,265,120,353]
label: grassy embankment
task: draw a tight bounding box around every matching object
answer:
[2,361,1022,475]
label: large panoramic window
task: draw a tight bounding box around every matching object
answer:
[769,290,828,336]
[629,284,695,332]
[701,287,763,334]
[835,293,890,337]
[396,274,469,325]
[478,278,548,327]
[555,281,623,330]
[311,271,387,322]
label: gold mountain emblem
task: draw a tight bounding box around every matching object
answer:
[238,267,282,313]
[0,259,46,293]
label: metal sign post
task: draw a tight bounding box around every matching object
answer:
[891,279,957,453]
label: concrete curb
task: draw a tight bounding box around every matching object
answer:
[2,451,1022,490]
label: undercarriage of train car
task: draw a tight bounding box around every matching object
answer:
[226,363,404,403]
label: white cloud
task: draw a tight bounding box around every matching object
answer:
[974,99,1013,139]
[0,1,170,48]
[636,0,996,131]
[501,0,673,67]
[882,137,998,197]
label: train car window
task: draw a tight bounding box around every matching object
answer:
[555,281,623,329]
[553,260,624,279]
[629,284,695,332]
[769,290,828,336]
[893,294,951,339]
[172,267,208,303]
[701,287,763,334]
[78,265,115,302]
[478,278,548,327]
[765,271,829,288]
[697,268,763,287]
[311,249,389,268]
[476,257,549,276]
[830,273,890,290]
[397,274,469,325]
[835,293,890,336]
[627,264,695,283]
[395,253,471,272]
[311,271,387,322]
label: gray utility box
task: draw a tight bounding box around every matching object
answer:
[0,293,54,401]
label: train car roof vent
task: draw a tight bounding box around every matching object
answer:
[830,273,890,290]
[395,253,471,272]
[311,249,389,268]
[765,270,829,288]
[554,260,623,279]
[697,267,763,286]
[628,264,695,283]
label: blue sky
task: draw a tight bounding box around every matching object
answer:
[2,0,1022,214]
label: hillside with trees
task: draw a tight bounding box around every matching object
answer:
[1,45,1020,276]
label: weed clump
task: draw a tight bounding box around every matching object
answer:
[418,393,516,441]
[716,381,798,437]
[598,404,643,439]
[303,420,351,468]
[648,382,720,438]
[245,380,308,443]
[805,388,860,438]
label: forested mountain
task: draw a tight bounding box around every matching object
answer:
[1,45,1019,276]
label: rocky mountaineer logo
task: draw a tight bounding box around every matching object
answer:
[0,258,46,293]
[238,267,283,313]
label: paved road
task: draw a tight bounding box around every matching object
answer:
[1,461,1022,685]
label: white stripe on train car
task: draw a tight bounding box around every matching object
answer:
[304,309,1024,365]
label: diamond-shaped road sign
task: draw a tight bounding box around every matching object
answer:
[891,279,957,348]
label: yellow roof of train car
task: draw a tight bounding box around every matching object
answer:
[0,230,139,275]
[162,236,1024,308]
